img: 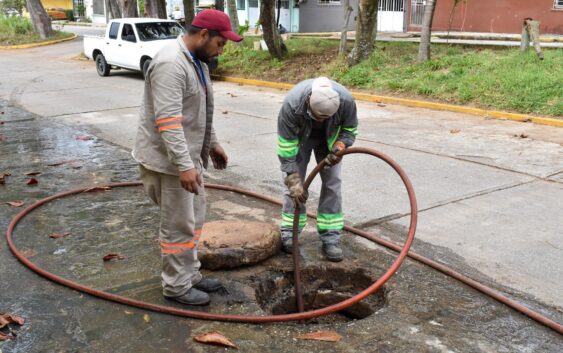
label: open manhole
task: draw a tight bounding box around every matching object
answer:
[254,264,386,324]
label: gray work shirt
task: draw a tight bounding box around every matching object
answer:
[132,36,218,176]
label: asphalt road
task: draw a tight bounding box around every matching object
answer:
[1,38,562,315]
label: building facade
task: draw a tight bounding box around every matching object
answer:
[407,0,563,35]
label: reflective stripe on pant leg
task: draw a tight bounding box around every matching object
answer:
[159,172,201,297]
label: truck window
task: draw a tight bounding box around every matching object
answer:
[135,22,185,41]
[121,24,137,43]
[109,22,120,40]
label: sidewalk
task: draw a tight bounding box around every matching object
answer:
[288,30,563,48]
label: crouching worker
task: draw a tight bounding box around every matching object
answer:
[132,10,242,305]
[277,77,358,262]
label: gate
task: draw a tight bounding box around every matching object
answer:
[377,0,405,32]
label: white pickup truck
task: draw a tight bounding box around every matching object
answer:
[83,18,185,77]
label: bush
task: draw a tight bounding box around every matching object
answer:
[65,9,75,21]
[0,14,33,35]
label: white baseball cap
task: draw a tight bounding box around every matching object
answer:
[309,77,340,118]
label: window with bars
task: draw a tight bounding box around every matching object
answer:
[555,0,563,9]
[318,0,341,5]
[379,0,404,12]
[237,0,246,10]
[249,0,259,8]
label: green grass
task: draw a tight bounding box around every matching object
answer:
[218,38,563,117]
[0,15,74,46]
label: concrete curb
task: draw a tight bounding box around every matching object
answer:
[0,34,78,50]
[212,75,563,128]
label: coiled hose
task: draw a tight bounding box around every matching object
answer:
[6,147,563,334]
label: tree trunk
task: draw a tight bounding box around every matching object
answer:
[106,0,123,19]
[417,0,437,62]
[348,0,378,65]
[120,0,139,17]
[276,0,281,26]
[157,0,166,18]
[145,0,165,18]
[183,0,195,26]
[227,0,240,33]
[259,0,287,59]
[25,0,53,38]
[339,0,353,56]
[215,0,224,12]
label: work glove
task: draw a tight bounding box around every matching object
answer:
[324,141,346,167]
[284,172,308,208]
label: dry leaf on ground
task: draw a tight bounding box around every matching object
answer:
[143,314,150,323]
[0,331,14,341]
[76,135,94,141]
[296,330,342,342]
[49,232,71,239]
[450,129,461,134]
[24,171,42,176]
[20,249,38,258]
[6,201,24,207]
[103,253,127,262]
[0,314,25,329]
[193,332,237,349]
[26,178,38,185]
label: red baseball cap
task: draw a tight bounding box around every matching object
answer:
[191,9,243,42]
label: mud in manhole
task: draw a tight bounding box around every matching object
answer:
[254,264,387,324]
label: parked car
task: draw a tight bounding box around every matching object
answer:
[83,18,185,78]
[46,8,67,20]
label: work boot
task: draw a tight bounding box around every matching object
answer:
[322,243,343,262]
[281,237,293,254]
[193,277,223,292]
[165,287,210,306]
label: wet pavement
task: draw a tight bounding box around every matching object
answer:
[1,102,562,352]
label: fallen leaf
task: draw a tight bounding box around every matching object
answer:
[0,331,14,341]
[26,178,38,186]
[519,133,529,139]
[20,249,38,258]
[143,314,150,323]
[227,93,238,98]
[377,103,386,107]
[24,171,42,176]
[76,135,94,141]
[296,330,342,342]
[124,310,134,315]
[222,111,228,114]
[0,314,25,328]
[193,332,237,349]
[83,186,112,193]
[49,232,71,239]
[6,201,24,207]
[103,253,127,261]
[450,129,461,134]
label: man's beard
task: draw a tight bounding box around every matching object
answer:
[194,39,214,64]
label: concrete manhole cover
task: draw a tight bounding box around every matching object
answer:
[199,220,281,270]
[254,264,387,324]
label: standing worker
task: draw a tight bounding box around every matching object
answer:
[277,77,358,262]
[133,10,242,306]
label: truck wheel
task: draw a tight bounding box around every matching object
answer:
[142,59,152,79]
[96,54,111,77]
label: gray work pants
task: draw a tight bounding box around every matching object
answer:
[140,165,205,297]
[280,138,343,245]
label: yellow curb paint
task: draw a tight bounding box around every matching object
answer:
[212,75,563,128]
[0,34,77,50]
